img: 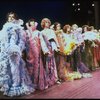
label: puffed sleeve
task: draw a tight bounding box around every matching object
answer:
[39,32,49,54]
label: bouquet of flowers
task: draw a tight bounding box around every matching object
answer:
[64,39,76,55]
[67,71,82,81]
[82,73,92,78]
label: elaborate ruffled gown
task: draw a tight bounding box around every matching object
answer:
[41,28,59,87]
[83,31,97,71]
[92,33,100,68]
[54,30,70,81]
[0,21,35,97]
[25,29,48,90]
[55,31,82,81]
[68,29,91,78]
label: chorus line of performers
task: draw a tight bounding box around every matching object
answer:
[0,12,99,97]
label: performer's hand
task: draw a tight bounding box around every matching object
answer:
[45,51,51,55]
[26,23,29,26]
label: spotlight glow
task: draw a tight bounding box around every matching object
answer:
[72,3,75,6]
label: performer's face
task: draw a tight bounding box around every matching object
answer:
[84,27,88,32]
[8,14,15,22]
[30,21,36,31]
[67,27,71,32]
[72,25,78,31]
[45,21,50,28]
[30,21,35,27]
[56,24,61,30]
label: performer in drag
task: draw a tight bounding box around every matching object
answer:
[0,12,35,97]
[40,18,60,88]
[25,18,48,90]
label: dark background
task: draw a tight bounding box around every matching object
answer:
[0,0,99,30]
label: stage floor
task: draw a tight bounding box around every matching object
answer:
[1,68,100,99]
